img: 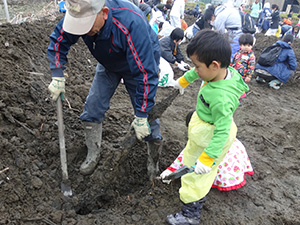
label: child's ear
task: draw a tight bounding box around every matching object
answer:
[210,60,221,70]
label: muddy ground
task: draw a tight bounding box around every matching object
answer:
[0,14,300,225]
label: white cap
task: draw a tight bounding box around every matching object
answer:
[63,0,105,35]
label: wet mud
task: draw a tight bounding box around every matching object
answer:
[0,15,300,225]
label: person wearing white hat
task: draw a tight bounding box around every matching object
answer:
[47,0,162,177]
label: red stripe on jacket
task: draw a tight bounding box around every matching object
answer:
[54,28,65,69]
[112,17,149,112]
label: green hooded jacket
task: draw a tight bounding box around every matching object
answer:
[183,67,249,159]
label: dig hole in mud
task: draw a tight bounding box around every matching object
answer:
[76,194,114,215]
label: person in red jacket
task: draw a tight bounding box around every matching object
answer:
[47,0,162,178]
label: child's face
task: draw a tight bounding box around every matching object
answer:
[190,54,225,82]
[240,44,252,53]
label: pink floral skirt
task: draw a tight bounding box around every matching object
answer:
[167,138,254,191]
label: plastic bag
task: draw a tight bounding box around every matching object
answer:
[158,57,175,87]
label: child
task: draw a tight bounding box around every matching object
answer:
[159,28,190,71]
[165,30,249,225]
[258,2,272,34]
[265,4,280,36]
[255,34,297,89]
[160,110,254,190]
[281,15,293,37]
[231,33,256,83]
[285,24,300,39]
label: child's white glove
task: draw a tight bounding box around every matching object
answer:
[177,63,188,72]
[174,79,185,95]
[194,159,212,174]
[181,61,191,70]
[159,169,173,184]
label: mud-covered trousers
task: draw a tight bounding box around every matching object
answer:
[80,63,162,141]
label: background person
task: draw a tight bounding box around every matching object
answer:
[258,2,271,34]
[169,0,186,28]
[160,28,190,72]
[231,33,256,83]
[265,4,280,36]
[285,23,300,39]
[281,14,293,37]
[192,5,215,37]
[213,3,243,59]
[250,0,262,25]
[255,34,297,89]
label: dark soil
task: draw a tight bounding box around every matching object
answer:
[0,15,300,225]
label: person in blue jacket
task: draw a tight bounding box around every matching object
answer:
[258,2,271,34]
[47,0,162,177]
[255,34,297,89]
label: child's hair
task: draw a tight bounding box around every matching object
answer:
[204,6,215,21]
[187,29,231,68]
[170,28,184,42]
[239,33,254,46]
[282,33,294,44]
[271,4,278,10]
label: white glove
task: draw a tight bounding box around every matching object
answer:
[131,116,151,141]
[181,61,191,70]
[48,77,65,101]
[194,159,212,174]
[159,169,173,184]
[174,78,185,95]
[177,63,188,72]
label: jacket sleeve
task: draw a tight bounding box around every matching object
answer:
[176,46,184,63]
[160,38,177,64]
[287,49,297,71]
[47,17,80,77]
[231,52,238,68]
[246,52,256,77]
[183,68,200,83]
[214,12,226,34]
[123,19,160,117]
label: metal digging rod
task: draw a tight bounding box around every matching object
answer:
[57,96,72,197]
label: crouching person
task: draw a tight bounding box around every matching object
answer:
[255,34,297,89]
[164,30,248,225]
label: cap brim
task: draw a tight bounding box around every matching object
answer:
[63,10,97,35]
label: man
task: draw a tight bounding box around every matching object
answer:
[213,3,242,59]
[47,0,162,177]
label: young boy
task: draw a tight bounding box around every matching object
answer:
[231,33,256,83]
[165,30,249,224]
[160,28,190,71]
